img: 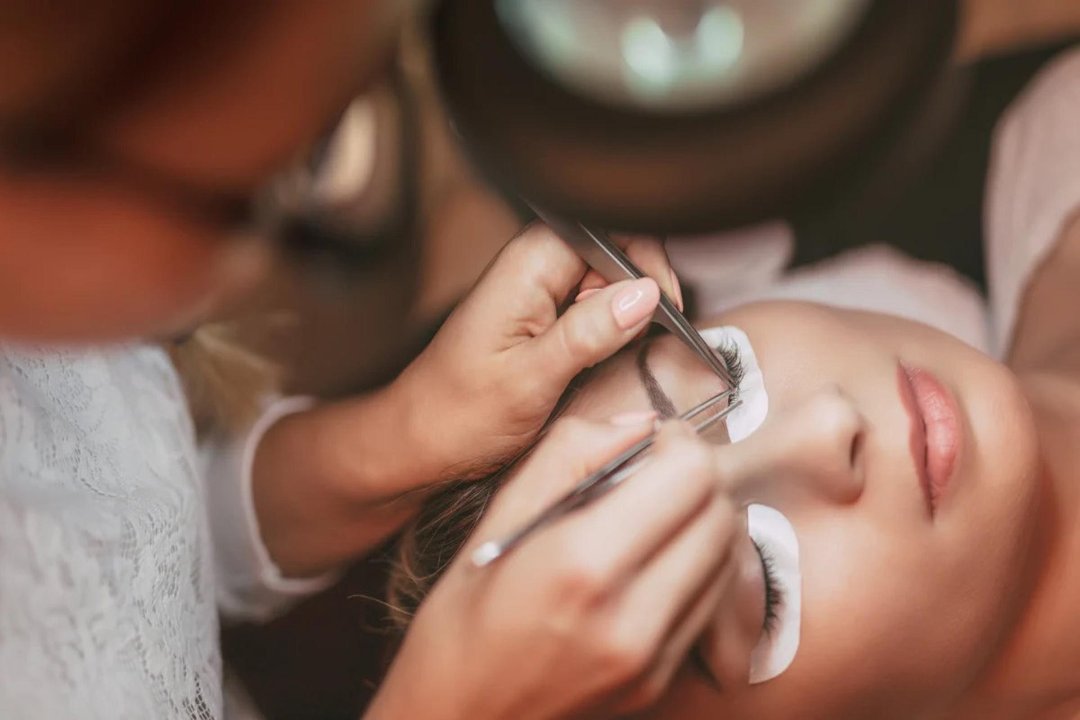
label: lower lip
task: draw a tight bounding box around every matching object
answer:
[898,364,962,514]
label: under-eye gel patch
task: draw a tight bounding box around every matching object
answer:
[700,326,768,442]
[747,504,802,684]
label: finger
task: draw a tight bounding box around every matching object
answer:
[528,277,659,391]
[614,234,683,311]
[470,414,657,545]
[578,269,607,296]
[521,422,718,585]
[628,496,739,677]
[475,222,589,314]
[616,560,732,714]
[616,490,738,652]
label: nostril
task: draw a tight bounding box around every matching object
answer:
[849,429,863,468]
[805,387,866,503]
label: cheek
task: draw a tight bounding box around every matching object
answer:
[793,518,1005,716]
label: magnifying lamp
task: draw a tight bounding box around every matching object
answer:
[431,0,958,234]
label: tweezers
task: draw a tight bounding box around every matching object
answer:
[472,389,742,567]
[532,208,736,389]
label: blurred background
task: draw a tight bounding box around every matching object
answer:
[221,2,1080,717]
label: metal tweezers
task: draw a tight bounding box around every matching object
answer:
[472,389,742,567]
[471,210,740,568]
[532,209,736,389]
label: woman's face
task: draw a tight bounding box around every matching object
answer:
[558,301,1041,719]
[0,2,403,340]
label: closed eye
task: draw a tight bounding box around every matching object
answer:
[715,337,746,393]
[635,338,745,418]
[753,539,784,635]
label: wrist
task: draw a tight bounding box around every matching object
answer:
[390,361,467,486]
[364,649,461,720]
[249,384,440,577]
[299,374,451,505]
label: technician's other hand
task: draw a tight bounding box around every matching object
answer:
[397,222,681,480]
[366,417,740,720]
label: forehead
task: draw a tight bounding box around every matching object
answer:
[561,341,653,420]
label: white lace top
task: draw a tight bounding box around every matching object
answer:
[0,343,330,719]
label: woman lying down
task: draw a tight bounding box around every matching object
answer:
[384,50,1080,720]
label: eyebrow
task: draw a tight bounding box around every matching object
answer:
[636,341,678,418]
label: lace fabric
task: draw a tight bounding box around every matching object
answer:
[0,344,221,719]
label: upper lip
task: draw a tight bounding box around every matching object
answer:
[897,363,932,514]
[896,363,962,515]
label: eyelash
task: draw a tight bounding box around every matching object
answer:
[753,539,784,636]
[686,538,782,687]
[716,338,746,393]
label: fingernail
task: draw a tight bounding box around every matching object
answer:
[575,288,601,303]
[611,279,659,330]
[609,410,658,426]
[669,269,684,311]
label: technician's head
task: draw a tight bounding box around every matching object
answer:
[0,1,403,340]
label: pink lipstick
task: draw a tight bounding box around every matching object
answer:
[898,363,961,514]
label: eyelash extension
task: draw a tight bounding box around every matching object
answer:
[753,539,784,636]
[715,338,746,393]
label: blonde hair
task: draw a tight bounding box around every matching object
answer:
[167,323,281,439]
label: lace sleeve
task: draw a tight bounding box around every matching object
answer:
[201,396,340,623]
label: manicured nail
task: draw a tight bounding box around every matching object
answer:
[575,288,601,303]
[611,279,659,330]
[610,410,658,427]
[669,269,684,311]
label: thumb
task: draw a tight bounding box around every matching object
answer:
[528,277,660,391]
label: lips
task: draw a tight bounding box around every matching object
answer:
[897,363,962,515]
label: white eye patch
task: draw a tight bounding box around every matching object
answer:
[747,504,802,684]
[699,325,768,442]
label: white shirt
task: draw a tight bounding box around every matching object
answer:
[0,343,330,719]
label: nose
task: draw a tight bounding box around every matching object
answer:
[719,386,866,507]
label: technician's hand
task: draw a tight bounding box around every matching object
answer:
[396,222,681,481]
[247,223,678,577]
[365,416,741,720]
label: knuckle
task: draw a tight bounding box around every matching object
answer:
[559,313,604,359]
[501,224,552,273]
[595,626,652,683]
[554,548,612,604]
[655,432,712,473]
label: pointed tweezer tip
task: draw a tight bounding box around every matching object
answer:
[471,541,501,568]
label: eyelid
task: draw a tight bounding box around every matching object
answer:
[701,326,768,444]
[753,539,783,636]
[715,339,746,392]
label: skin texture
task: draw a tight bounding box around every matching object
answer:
[544,301,1042,719]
